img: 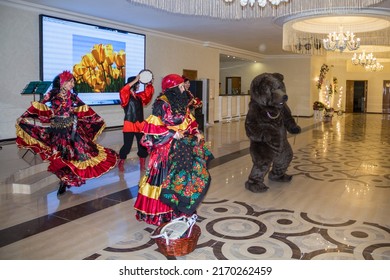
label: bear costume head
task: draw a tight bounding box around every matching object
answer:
[250,72,288,109]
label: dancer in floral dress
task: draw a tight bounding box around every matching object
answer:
[16,70,118,196]
[134,74,213,226]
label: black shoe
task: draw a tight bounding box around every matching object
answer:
[57,182,67,196]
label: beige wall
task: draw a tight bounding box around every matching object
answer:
[1,4,40,140]
[220,56,313,116]
[220,60,264,96]
[0,2,219,139]
[220,54,390,117]
[315,56,390,113]
[262,56,312,116]
[144,35,219,119]
[344,60,390,113]
[1,1,389,140]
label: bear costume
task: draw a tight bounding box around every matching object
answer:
[245,73,301,193]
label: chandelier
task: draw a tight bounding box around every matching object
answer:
[351,51,377,66]
[365,62,384,72]
[223,0,289,7]
[323,27,361,52]
[127,0,384,20]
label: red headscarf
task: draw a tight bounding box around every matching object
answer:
[161,74,184,92]
[59,71,74,86]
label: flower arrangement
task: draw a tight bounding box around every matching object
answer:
[72,44,126,93]
[332,77,338,95]
[316,64,329,89]
[324,107,334,116]
[323,107,335,122]
[313,101,325,110]
[324,76,338,97]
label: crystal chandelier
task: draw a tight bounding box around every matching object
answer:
[127,0,383,20]
[323,27,360,52]
[365,62,384,72]
[223,0,289,8]
[351,51,377,66]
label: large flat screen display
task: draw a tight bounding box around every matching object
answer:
[40,15,145,105]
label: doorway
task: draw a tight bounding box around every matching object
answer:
[225,77,241,95]
[189,80,204,131]
[383,80,390,114]
[346,80,368,113]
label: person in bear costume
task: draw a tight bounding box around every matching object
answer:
[245,72,301,193]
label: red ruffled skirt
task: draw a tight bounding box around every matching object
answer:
[15,102,118,187]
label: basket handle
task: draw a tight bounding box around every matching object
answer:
[151,214,199,242]
[185,214,198,237]
[150,232,170,245]
[186,214,198,227]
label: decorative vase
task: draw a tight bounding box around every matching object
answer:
[323,115,333,122]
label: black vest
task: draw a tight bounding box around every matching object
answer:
[123,95,143,122]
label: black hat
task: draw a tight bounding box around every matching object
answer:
[127,76,137,84]
[127,76,140,91]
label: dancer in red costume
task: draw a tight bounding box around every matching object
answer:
[16,71,118,196]
[134,74,214,226]
[117,75,154,172]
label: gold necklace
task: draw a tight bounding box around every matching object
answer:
[266,111,281,119]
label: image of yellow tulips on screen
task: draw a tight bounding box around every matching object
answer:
[73,44,126,93]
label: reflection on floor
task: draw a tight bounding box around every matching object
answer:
[0,113,389,260]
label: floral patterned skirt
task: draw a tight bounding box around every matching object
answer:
[134,135,214,226]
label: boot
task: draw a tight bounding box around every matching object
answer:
[118,159,125,172]
[139,157,146,172]
[57,181,67,196]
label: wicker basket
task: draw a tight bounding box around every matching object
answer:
[152,223,201,257]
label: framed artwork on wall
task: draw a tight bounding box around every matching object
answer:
[183,69,197,80]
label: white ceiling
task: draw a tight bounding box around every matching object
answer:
[8,0,390,59]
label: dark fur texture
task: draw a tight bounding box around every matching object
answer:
[245,73,301,193]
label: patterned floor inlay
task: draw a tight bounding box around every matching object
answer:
[291,123,390,189]
[86,199,390,260]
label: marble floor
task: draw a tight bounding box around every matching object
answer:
[0,113,389,260]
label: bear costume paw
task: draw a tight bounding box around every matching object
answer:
[245,181,269,193]
[290,126,301,134]
[268,173,293,182]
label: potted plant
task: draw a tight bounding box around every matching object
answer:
[313,101,325,120]
[323,107,334,122]
[313,101,325,111]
